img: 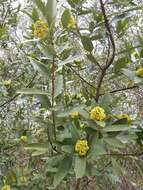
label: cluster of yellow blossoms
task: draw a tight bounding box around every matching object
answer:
[67,16,76,29]
[135,68,143,77]
[90,106,106,121]
[73,106,132,157]
[70,111,79,119]
[1,185,11,190]
[75,140,89,156]
[33,20,48,39]
[20,135,28,142]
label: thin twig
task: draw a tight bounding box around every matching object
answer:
[86,53,103,71]
[109,85,138,94]
[102,152,143,157]
[99,85,139,96]
[67,65,96,90]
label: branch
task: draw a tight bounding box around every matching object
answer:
[95,68,106,102]
[99,85,139,96]
[75,179,81,190]
[102,152,143,157]
[80,179,91,190]
[51,56,56,140]
[109,85,138,94]
[100,0,115,69]
[86,53,103,71]
[67,65,96,90]
[95,0,115,102]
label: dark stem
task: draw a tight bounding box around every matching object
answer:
[102,152,143,157]
[62,66,68,107]
[75,178,80,190]
[109,85,138,94]
[95,0,115,102]
[99,85,139,96]
[100,0,115,70]
[51,56,56,140]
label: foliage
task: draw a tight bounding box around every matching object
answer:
[1,0,143,189]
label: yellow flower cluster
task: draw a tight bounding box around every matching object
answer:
[1,185,11,190]
[67,16,76,29]
[117,114,131,122]
[70,111,79,119]
[3,80,11,88]
[33,20,48,39]
[75,140,89,156]
[135,68,143,77]
[90,106,106,121]
[20,135,28,142]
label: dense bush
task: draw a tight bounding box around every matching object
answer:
[1,0,143,189]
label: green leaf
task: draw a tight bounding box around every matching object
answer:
[100,93,113,111]
[61,145,74,154]
[68,123,79,142]
[53,155,72,188]
[46,155,65,167]
[21,39,39,44]
[30,57,50,77]
[116,18,129,36]
[78,109,90,119]
[39,44,56,60]
[74,156,86,178]
[57,104,86,117]
[32,149,48,156]
[58,55,82,67]
[46,0,57,26]
[66,0,75,7]
[81,36,93,52]
[86,53,100,65]
[122,68,135,81]
[134,76,143,84]
[104,137,125,148]
[37,94,51,108]
[103,124,130,132]
[31,7,39,21]
[17,88,49,96]
[114,57,129,73]
[95,120,106,128]
[17,88,51,108]
[61,9,71,28]
[32,0,46,17]
[54,75,63,98]
[89,138,106,157]
[25,143,48,151]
